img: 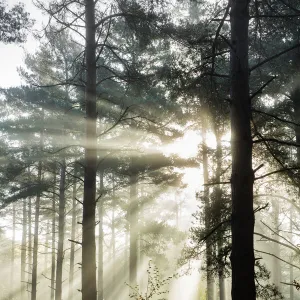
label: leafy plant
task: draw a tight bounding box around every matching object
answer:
[128,260,176,300]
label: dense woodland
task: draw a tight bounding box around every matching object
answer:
[2,0,300,299]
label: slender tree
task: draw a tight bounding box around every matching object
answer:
[51,171,56,300]
[28,197,32,295]
[97,168,104,300]
[10,203,16,288]
[55,160,66,300]
[82,1,97,299]
[21,199,27,299]
[31,161,42,300]
[202,117,214,300]
[129,167,138,286]
[215,128,226,300]
[69,165,78,300]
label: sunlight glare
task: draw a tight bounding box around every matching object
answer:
[162,130,201,159]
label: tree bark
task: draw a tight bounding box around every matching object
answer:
[97,169,104,300]
[28,197,32,296]
[290,86,300,299]
[289,207,294,300]
[202,119,214,300]
[112,174,116,294]
[82,1,97,299]
[129,172,138,286]
[124,228,129,296]
[21,199,27,299]
[10,203,16,289]
[291,87,300,160]
[31,161,42,300]
[272,199,281,290]
[51,171,56,300]
[44,220,50,274]
[69,164,77,300]
[139,185,145,290]
[55,160,66,300]
[215,129,225,300]
[230,0,255,299]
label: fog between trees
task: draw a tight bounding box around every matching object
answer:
[1,0,300,300]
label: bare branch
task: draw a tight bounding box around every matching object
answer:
[250,76,276,100]
[203,181,231,186]
[97,107,129,137]
[95,12,135,28]
[252,108,300,127]
[254,232,299,253]
[253,138,300,148]
[68,239,82,245]
[261,220,295,249]
[255,249,300,270]
[250,43,300,72]
[211,3,230,74]
[255,167,300,180]
[250,14,300,18]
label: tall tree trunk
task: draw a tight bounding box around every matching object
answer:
[28,197,32,297]
[202,119,214,300]
[290,86,300,299]
[272,199,281,290]
[97,169,104,300]
[21,199,27,299]
[289,207,294,300]
[31,161,42,300]
[10,203,16,288]
[82,1,97,299]
[217,239,225,300]
[230,0,255,299]
[51,172,56,300]
[139,185,145,290]
[215,129,225,300]
[44,220,50,274]
[124,228,129,295]
[129,172,138,286]
[112,175,116,294]
[55,160,66,300]
[69,165,77,300]
[291,87,300,156]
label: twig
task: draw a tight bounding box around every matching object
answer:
[68,239,82,245]
[250,43,300,72]
[252,108,300,127]
[255,249,300,270]
[250,76,276,100]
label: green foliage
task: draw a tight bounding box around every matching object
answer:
[255,261,284,300]
[141,220,186,269]
[0,1,32,43]
[128,260,175,300]
[183,188,231,274]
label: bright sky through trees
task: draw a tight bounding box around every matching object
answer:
[0,0,42,87]
[2,0,300,300]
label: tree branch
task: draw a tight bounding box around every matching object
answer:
[250,14,300,18]
[253,137,300,148]
[95,12,135,28]
[68,239,82,245]
[250,43,300,72]
[252,108,300,127]
[254,232,299,253]
[255,167,300,180]
[250,76,276,100]
[254,249,300,270]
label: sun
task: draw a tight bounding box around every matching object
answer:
[162,130,201,159]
